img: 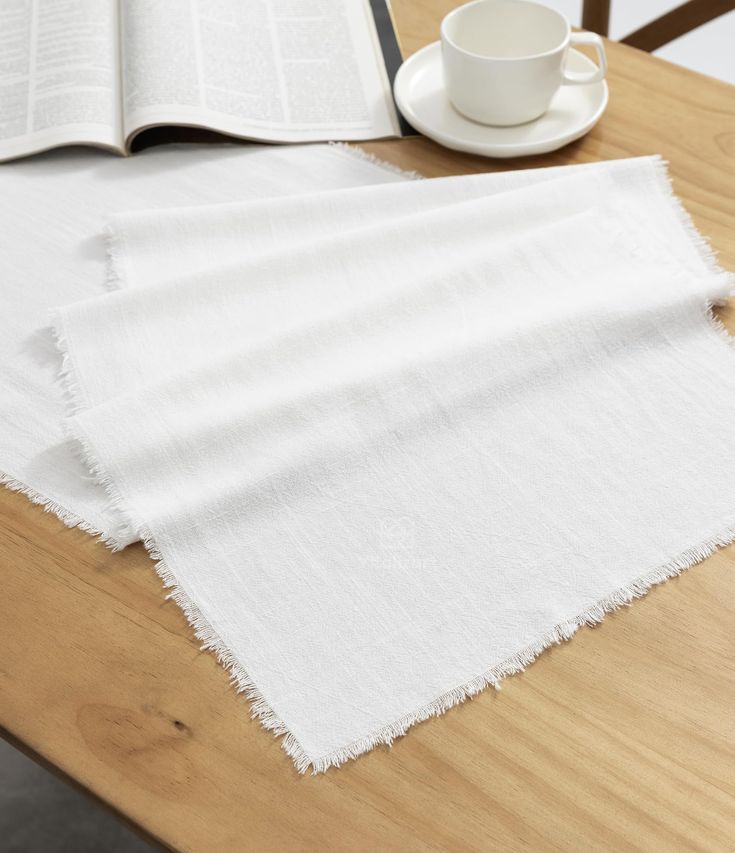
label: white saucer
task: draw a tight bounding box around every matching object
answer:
[394,42,608,158]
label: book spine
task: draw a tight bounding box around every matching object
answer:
[367,0,416,137]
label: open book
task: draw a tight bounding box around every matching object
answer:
[0,0,407,163]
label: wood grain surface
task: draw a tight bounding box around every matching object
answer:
[2,3,735,850]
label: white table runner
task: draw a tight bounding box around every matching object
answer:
[50,155,735,772]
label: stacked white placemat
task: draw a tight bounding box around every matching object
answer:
[2,146,734,772]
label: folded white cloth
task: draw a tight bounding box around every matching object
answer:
[51,155,735,772]
[0,143,405,543]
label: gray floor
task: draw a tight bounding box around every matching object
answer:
[0,739,153,853]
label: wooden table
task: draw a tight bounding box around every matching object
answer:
[2,3,735,850]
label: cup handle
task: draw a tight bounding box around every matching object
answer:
[562,32,607,85]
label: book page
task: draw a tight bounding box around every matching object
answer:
[0,0,122,162]
[122,0,400,144]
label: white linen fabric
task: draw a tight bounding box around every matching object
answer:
[51,155,735,772]
[0,143,406,544]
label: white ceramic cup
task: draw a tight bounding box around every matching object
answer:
[441,0,607,126]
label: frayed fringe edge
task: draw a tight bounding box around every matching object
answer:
[50,314,90,416]
[0,470,120,548]
[55,406,315,772]
[328,141,424,181]
[0,314,131,550]
[307,525,735,772]
[46,316,134,550]
[708,312,735,354]
[647,157,735,361]
[650,156,735,303]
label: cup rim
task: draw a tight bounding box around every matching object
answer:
[440,0,571,62]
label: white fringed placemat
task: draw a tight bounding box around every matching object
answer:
[50,155,735,772]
